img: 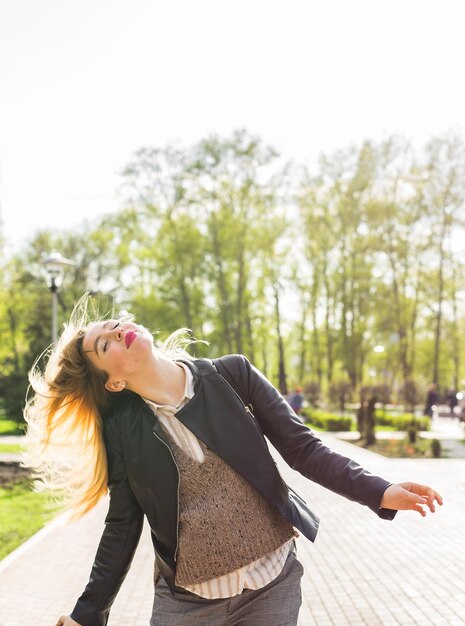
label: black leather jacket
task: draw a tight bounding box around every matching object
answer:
[71,354,395,626]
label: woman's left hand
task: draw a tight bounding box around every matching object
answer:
[380,482,443,516]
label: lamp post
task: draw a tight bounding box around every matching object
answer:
[42,252,74,344]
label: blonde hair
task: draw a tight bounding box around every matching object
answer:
[22,294,204,520]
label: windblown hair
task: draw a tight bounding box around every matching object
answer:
[22,294,203,520]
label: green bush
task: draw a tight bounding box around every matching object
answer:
[0,373,28,423]
[302,409,353,432]
[0,420,25,436]
[300,408,430,433]
[375,412,430,431]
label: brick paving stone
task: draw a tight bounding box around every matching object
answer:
[0,431,463,626]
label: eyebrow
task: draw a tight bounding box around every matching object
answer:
[93,321,111,357]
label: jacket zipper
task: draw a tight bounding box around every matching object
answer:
[213,364,254,415]
[214,362,293,505]
[152,428,181,562]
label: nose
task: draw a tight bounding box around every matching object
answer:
[111,326,124,341]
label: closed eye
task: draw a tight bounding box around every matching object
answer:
[103,322,120,353]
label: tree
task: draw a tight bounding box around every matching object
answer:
[420,133,465,386]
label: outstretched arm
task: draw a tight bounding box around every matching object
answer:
[232,354,443,518]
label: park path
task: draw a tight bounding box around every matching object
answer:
[0,430,464,626]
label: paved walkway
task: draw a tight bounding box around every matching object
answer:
[0,432,464,626]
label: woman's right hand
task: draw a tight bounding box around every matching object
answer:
[55,616,81,626]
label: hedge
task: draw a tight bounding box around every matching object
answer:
[374,412,430,431]
[301,409,430,432]
[302,409,353,432]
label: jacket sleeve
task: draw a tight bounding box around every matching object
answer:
[237,355,396,520]
[70,416,144,626]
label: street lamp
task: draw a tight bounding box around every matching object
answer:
[42,252,74,344]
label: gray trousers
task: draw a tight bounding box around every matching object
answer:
[150,549,304,626]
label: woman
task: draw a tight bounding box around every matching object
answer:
[24,300,442,626]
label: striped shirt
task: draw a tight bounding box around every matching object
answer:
[143,360,293,599]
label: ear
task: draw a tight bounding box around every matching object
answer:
[105,379,126,393]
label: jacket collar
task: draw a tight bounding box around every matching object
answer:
[176,358,208,395]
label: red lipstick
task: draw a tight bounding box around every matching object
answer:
[125,331,137,348]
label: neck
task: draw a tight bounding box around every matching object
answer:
[127,352,186,406]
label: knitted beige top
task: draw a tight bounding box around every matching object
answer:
[164,432,297,587]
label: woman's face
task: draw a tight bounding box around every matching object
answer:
[82,320,153,391]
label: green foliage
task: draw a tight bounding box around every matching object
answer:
[354,437,437,458]
[0,479,62,560]
[0,443,22,453]
[301,407,430,433]
[302,408,354,432]
[0,373,29,422]
[0,419,25,436]
[374,412,430,431]
[0,129,465,409]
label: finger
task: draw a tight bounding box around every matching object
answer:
[422,488,436,512]
[421,486,442,510]
[401,483,443,508]
[413,503,426,517]
[409,492,427,507]
[407,483,429,497]
[410,491,438,514]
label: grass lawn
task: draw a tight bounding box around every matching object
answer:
[352,437,439,458]
[0,443,23,454]
[0,420,25,436]
[0,475,63,560]
[305,422,410,434]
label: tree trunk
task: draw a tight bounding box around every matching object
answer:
[311,272,323,385]
[210,215,233,353]
[324,272,334,383]
[244,302,255,363]
[388,250,411,385]
[235,239,246,353]
[451,265,460,390]
[7,307,21,371]
[274,283,287,395]
[432,224,446,385]
[365,395,377,446]
[297,298,308,384]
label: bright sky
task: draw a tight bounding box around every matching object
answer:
[1,0,464,250]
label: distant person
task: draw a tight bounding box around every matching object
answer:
[445,389,458,417]
[424,383,438,418]
[288,385,305,416]
[23,297,442,626]
[457,390,465,423]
